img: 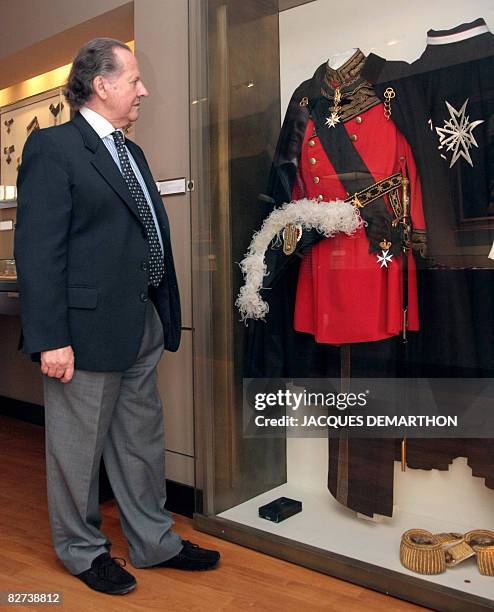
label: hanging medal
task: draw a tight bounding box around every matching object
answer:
[377,239,393,268]
[325,87,342,128]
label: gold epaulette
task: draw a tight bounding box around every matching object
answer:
[400,529,446,575]
[465,530,494,576]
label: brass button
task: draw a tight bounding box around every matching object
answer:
[309,157,317,165]
[317,194,324,201]
[355,116,362,124]
[313,176,320,184]
[350,134,358,141]
[308,139,316,147]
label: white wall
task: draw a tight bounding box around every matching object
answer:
[280,0,494,114]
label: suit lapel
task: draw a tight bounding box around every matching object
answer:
[71,112,143,225]
[91,144,144,224]
[72,112,170,235]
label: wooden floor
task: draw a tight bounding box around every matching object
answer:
[0,414,428,611]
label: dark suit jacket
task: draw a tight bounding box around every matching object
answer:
[14,112,181,371]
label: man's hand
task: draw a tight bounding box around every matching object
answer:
[41,346,75,383]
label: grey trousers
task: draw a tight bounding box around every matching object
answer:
[43,301,183,575]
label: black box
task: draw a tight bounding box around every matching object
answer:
[258,497,302,523]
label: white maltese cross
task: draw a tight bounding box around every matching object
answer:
[325,112,341,128]
[435,99,484,168]
[377,249,393,268]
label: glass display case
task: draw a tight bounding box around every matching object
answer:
[0,196,17,292]
[188,1,494,609]
[0,86,72,294]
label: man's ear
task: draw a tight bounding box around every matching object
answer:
[92,75,108,101]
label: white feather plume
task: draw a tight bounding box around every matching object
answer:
[236,198,362,321]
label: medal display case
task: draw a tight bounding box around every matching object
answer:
[0,89,70,187]
[0,88,71,304]
[189,0,494,609]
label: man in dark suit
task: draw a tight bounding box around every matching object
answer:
[14,38,219,595]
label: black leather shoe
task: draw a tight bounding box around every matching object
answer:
[76,553,137,595]
[156,540,220,571]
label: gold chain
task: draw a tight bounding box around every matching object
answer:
[383,87,395,120]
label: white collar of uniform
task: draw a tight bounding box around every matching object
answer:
[80,106,124,140]
[426,22,490,46]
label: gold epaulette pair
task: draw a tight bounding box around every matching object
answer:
[400,528,494,576]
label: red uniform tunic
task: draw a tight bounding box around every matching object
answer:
[292,106,425,344]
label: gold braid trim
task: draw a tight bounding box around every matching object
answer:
[444,540,475,567]
[323,49,366,89]
[321,50,381,123]
[434,532,463,546]
[321,82,381,123]
[344,173,402,209]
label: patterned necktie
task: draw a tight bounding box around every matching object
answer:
[112,130,164,287]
